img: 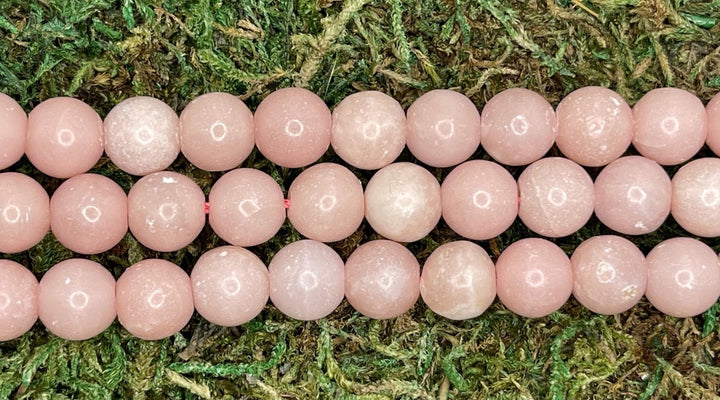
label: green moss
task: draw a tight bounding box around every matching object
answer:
[2,0,720,398]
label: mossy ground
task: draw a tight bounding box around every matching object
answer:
[1,0,720,398]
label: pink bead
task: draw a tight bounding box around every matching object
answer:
[268,240,344,320]
[555,86,633,167]
[406,90,481,167]
[0,93,27,170]
[128,171,205,252]
[671,158,720,237]
[441,160,517,240]
[0,173,49,253]
[191,246,269,326]
[104,97,180,176]
[365,162,441,242]
[331,91,407,170]
[288,163,364,242]
[209,169,286,247]
[480,88,557,166]
[632,88,707,165]
[179,92,254,171]
[571,236,646,315]
[594,156,671,235]
[517,157,594,237]
[26,97,103,178]
[116,259,194,340]
[254,88,331,168]
[345,240,420,319]
[496,238,573,318]
[38,259,115,340]
[420,241,496,320]
[50,174,128,254]
[645,238,720,318]
[706,92,720,156]
[0,260,38,341]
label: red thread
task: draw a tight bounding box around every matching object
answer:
[284,199,291,209]
[204,202,210,214]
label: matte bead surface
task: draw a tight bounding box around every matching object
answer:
[0,260,38,341]
[191,246,269,326]
[0,173,49,253]
[594,156,671,235]
[420,241,496,320]
[331,91,407,170]
[104,97,180,176]
[179,92,254,171]
[254,88,331,168]
[406,90,481,167]
[288,163,364,242]
[128,171,205,252]
[496,238,573,318]
[632,88,707,165]
[0,93,27,170]
[26,97,104,178]
[671,158,720,237]
[645,238,720,318]
[365,162,441,242]
[518,157,594,237]
[571,236,646,315]
[38,259,116,340]
[209,169,286,247]
[268,240,344,321]
[116,259,194,340]
[50,173,128,254]
[345,240,420,319]
[555,86,633,167]
[481,88,557,166]
[441,160,518,240]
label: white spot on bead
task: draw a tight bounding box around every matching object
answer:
[473,190,491,209]
[510,115,529,136]
[547,187,567,206]
[378,273,394,290]
[82,205,102,223]
[0,293,10,310]
[158,203,178,221]
[675,270,695,289]
[2,205,21,223]
[435,119,455,139]
[134,126,155,145]
[69,291,89,310]
[622,284,637,300]
[148,289,166,308]
[585,115,605,137]
[595,261,616,283]
[525,269,545,287]
[701,188,719,207]
[660,117,679,135]
[57,129,75,147]
[222,276,241,296]
[285,119,304,137]
[162,177,177,184]
[317,195,337,212]
[299,271,318,290]
[363,122,380,140]
[451,271,473,288]
[627,186,647,204]
[210,121,228,141]
[238,199,260,217]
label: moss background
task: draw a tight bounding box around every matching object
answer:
[1,0,720,398]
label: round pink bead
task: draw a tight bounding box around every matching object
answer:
[571,236,646,315]
[254,88,331,168]
[104,97,180,176]
[518,157,594,237]
[0,93,27,170]
[26,97,103,178]
[331,91,407,170]
[420,241,496,320]
[345,240,420,319]
[594,156,671,235]
[555,86,633,167]
[179,92,254,171]
[128,171,205,252]
[116,259,194,340]
[671,158,720,237]
[38,259,116,340]
[268,240,344,321]
[480,88,557,166]
[288,163,364,242]
[209,169,286,247]
[50,174,128,254]
[645,238,720,318]
[706,92,720,156]
[0,260,38,341]
[441,160,517,240]
[406,90,481,167]
[496,238,573,318]
[191,246,269,326]
[365,162,441,242]
[0,173,49,254]
[632,88,707,165]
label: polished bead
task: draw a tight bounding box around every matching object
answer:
[0,93,27,170]
[0,173,49,253]
[671,158,720,237]
[0,260,38,341]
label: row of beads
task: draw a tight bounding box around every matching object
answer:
[2,87,720,179]
[2,153,719,255]
[2,235,719,342]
